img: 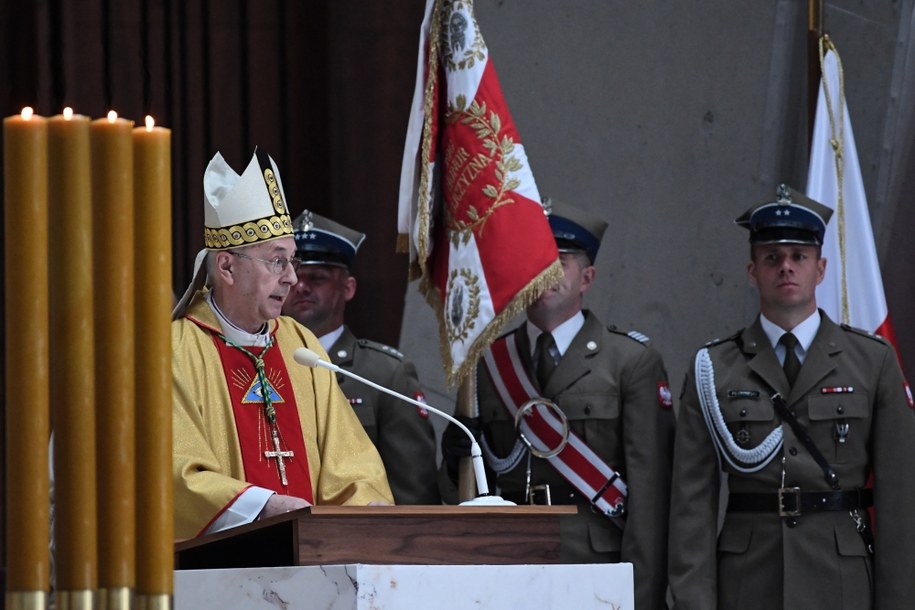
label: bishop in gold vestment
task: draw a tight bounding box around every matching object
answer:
[173,290,392,538]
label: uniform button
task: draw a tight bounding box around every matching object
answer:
[786,517,798,528]
[789,447,798,456]
[584,405,592,415]
[836,406,845,414]
[740,409,747,417]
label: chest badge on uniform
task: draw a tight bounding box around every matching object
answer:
[586,341,597,351]
[820,386,854,394]
[657,381,673,409]
[337,349,348,359]
[736,425,752,445]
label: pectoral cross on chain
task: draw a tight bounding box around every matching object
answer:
[264,427,294,486]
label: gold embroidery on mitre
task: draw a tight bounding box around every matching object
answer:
[204,214,293,249]
[263,167,288,215]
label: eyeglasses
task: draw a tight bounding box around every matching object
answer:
[229,251,303,275]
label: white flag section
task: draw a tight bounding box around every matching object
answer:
[807,47,898,348]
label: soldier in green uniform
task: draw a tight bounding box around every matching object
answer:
[441,198,675,610]
[282,209,440,505]
[668,185,915,609]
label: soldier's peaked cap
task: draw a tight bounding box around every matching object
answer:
[735,184,833,246]
[542,196,608,264]
[292,209,366,269]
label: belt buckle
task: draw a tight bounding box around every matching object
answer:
[778,486,801,517]
[528,484,552,505]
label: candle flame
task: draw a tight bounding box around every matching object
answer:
[107,110,118,122]
[21,107,34,121]
[63,107,74,120]
[145,115,155,131]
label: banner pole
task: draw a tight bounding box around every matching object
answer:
[456,375,477,502]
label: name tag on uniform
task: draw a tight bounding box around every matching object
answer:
[728,390,760,399]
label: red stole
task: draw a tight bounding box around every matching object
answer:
[212,335,314,502]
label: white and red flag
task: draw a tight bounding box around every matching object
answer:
[808,38,901,355]
[398,0,561,386]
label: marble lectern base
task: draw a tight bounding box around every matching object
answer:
[174,563,633,609]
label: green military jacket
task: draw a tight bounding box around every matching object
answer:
[669,312,915,609]
[468,311,675,610]
[329,326,440,505]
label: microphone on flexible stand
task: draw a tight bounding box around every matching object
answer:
[294,347,514,506]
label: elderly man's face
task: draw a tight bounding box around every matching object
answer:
[223,236,298,332]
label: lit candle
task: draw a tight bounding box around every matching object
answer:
[132,115,173,601]
[47,108,98,596]
[90,111,136,604]
[3,108,50,601]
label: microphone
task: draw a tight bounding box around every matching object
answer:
[294,347,514,506]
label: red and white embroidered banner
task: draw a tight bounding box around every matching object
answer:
[808,42,901,356]
[398,0,561,386]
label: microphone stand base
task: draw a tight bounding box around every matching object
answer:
[459,495,516,506]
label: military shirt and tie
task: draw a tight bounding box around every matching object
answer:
[451,311,675,610]
[670,184,915,609]
[669,310,915,609]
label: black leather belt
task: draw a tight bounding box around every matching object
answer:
[728,488,873,517]
[503,483,581,506]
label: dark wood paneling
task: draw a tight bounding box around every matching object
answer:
[326,1,425,346]
[0,0,426,578]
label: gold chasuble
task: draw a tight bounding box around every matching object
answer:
[172,290,393,539]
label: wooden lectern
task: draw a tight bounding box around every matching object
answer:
[175,505,575,569]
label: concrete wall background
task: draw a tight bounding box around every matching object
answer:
[398,1,915,449]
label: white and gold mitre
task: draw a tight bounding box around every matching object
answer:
[202,147,293,250]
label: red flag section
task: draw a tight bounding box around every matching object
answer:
[399,0,561,386]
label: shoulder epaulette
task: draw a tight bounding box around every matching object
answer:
[356,338,405,360]
[703,329,743,349]
[607,325,650,345]
[840,323,890,345]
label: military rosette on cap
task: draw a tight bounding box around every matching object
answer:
[398,0,562,386]
[203,147,293,249]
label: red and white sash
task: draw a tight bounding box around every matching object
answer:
[483,333,627,516]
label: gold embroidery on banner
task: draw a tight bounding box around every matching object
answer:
[445,267,482,344]
[444,94,523,248]
[415,0,566,387]
[442,0,486,71]
[416,0,445,274]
